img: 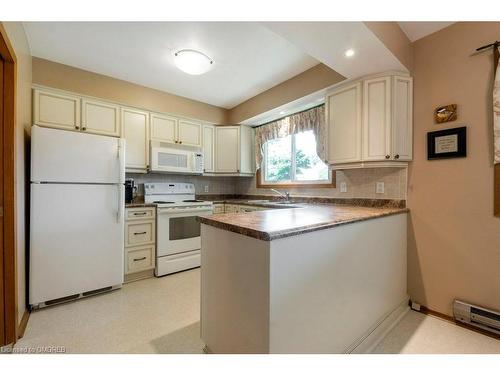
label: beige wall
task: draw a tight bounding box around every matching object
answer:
[409,22,500,315]
[364,22,413,72]
[1,22,32,324]
[228,64,345,124]
[32,57,228,125]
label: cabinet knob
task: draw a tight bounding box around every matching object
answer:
[82,127,86,131]
[179,141,182,144]
[394,154,400,159]
[75,125,80,130]
[237,169,240,173]
[385,155,390,159]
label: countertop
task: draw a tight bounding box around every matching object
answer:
[198,203,408,241]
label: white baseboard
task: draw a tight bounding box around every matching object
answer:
[347,297,410,354]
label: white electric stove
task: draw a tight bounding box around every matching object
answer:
[144,183,213,276]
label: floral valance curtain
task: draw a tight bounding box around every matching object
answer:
[254,105,326,169]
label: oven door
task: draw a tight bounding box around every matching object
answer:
[157,206,213,257]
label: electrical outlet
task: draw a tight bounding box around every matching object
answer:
[376,182,385,194]
[340,182,347,193]
[204,185,209,193]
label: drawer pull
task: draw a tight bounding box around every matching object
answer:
[133,231,147,235]
[133,212,147,216]
[133,256,147,262]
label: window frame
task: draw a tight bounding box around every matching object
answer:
[257,132,336,189]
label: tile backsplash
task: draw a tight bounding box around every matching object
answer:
[128,167,407,200]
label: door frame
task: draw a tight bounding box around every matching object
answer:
[0,24,18,347]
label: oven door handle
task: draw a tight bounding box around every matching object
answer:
[158,207,213,215]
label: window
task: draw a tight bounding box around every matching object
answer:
[260,130,332,186]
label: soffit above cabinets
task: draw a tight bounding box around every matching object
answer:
[397,22,455,42]
[262,22,408,78]
[23,22,319,109]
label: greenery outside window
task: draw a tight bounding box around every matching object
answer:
[259,130,333,187]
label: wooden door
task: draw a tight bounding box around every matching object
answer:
[362,77,392,161]
[326,82,362,164]
[81,98,121,137]
[178,119,202,147]
[150,112,177,144]
[215,126,239,173]
[0,26,17,347]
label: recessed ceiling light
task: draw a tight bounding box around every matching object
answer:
[344,49,355,57]
[174,49,213,75]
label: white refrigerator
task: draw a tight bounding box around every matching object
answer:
[30,125,125,307]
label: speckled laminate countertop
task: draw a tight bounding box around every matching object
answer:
[198,204,408,241]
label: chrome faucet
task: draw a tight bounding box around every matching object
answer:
[270,188,290,202]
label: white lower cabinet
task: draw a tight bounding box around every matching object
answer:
[124,207,156,280]
[326,72,413,169]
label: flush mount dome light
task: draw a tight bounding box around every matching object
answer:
[344,49,355,57]
[174,49,213,75]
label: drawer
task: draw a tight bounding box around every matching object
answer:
[125,245,155,274]
[126,207,155,220]
[125,220,155,247]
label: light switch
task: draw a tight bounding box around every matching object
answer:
[376,182,385,194]
[340,182,347,193]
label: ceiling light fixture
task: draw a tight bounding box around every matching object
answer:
[344,49,355,57]
[174,49,213,75]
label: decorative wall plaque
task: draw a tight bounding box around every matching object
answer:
[435,104,457,123]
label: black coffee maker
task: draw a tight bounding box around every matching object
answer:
[125,178,136,204]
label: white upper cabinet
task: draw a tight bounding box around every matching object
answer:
[215,125,254,175]
[150,112,177,144]
[202,124,215,173]
[121,107,149,173]
[178,119,202,147]
[392,76,413,161]
[326,73,413,168]
[363,77,392,161]
[327,82,362,164]
[34,89,81,131]
[81,99,121,137]
[150,114,202,147]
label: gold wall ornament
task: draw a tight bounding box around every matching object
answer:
[435,104,457,123]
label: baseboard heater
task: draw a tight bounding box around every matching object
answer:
[453,300,500,334]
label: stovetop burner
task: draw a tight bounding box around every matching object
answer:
[153,201,175,204]
[182,199,204,203]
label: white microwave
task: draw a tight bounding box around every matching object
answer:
[150,141,204,174]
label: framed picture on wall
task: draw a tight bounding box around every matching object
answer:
[427,126,467,160]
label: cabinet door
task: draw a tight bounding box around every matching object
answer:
[203,124,215,172]
[178,119,202,147]
[326,83,362,164]
[239,125,255,174]
[150,113,177,144]
[215,126,239,173]
[33,89,81,131]
[121,107,149,172]
[362,77,392,161]
[81,99,120,137]
[392,76,413,161]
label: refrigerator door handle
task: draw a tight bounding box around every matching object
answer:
[117,184,123,223]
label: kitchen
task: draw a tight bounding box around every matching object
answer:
[1,10,500,369]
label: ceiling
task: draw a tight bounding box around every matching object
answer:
[398,22,455,42]
[263,22,407,78]
[23,22,319,109]
[24,22,432,113]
